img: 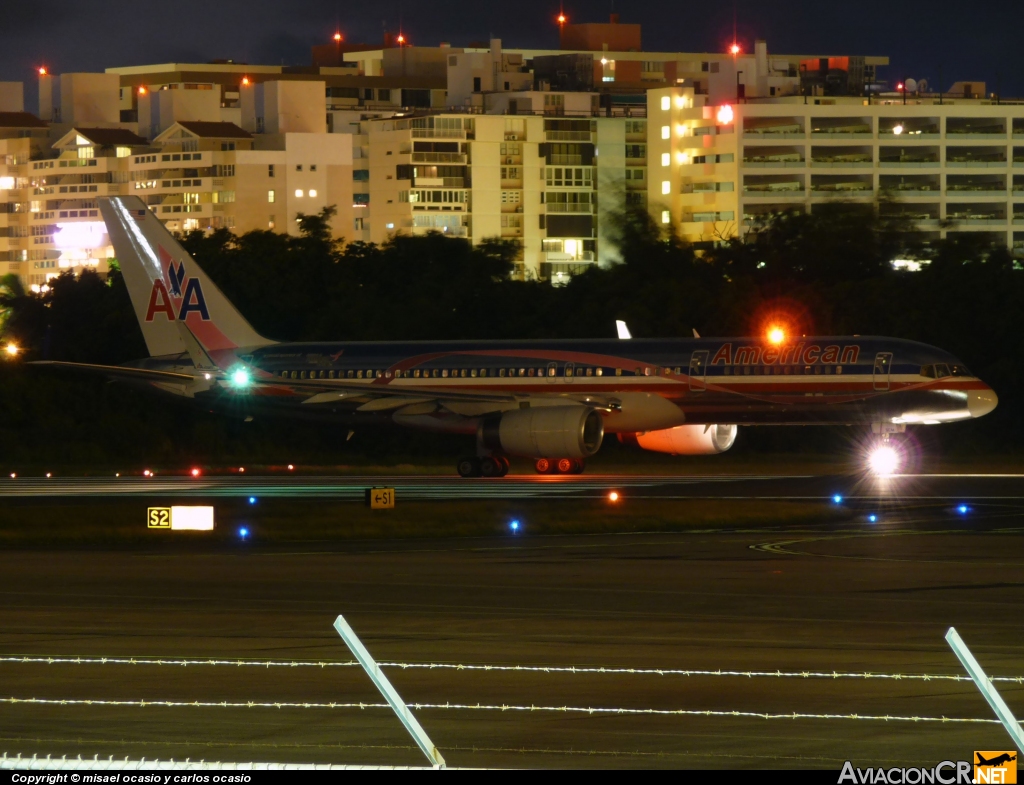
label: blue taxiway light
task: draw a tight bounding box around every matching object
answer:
[238,527,249,540]
[248,496,257,505]
[510,520,520,533]
[958,504,970,515]
[868,514,878,523]
[832,494,843,504]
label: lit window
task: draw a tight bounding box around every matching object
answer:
[308,189,318,198]
[386,222,395,229]
[661,125,670,140]
[116,146,131,158]
[295,189,304,197]
[674,95,688,109]
[662,210,670,224]
[661,96,670,111]
[661,181,671,195]
[268,190,275,203]
[661,152,670,167]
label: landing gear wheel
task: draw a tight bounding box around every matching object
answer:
[557,458,574,474]
[497,457,510,477]
[535,458,552,474]
[479,456,502,478]
[457,457,481,478]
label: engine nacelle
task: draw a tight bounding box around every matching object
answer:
[479,405,605,459]
[632,424,737,455]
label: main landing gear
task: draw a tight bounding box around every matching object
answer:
[534,458,585,475]
[457,456,510,478]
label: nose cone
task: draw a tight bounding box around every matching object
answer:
[968,387,998,419]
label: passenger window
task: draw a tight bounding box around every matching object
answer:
[615,368,622,376]
[300,371,307,379]
[347,370,354,378]
[480,369,487,377]
[835,366,842,375]
[470,369,478,378]
[517,368,525,376]
[442,369,449,378]
[528,368,535,377]
[499,369,506,377]
[596,368,603,376]
[814,365,822,375]
[586,368,593,377]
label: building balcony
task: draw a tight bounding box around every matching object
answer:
[945,188,1007,197]
[879,160,941,168]
[545,131,593,141]
[742,130,804,139]
[811,185,873,195]
[809,159,873,168]
[411,152,467,164]
[414,177,466,188]
[743,159,804,168]
[743,186,804,198]
[809,131,872,139]
[946,159,1007,168]
[411,128,465,139]
[544,203,595,213]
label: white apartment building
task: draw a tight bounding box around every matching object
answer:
[0,75,354,290]
[360,107,647,280]
[649,86,1024,255]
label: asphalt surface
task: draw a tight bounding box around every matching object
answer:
[5,472,1024,500]
[0,490,1023,769]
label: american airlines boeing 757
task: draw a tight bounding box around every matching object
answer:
[33,197,998,477]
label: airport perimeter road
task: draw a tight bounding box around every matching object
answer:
[0,515,1022,768]
[5,472,1024,500]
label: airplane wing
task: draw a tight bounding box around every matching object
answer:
[30,360,622,413]
[30,360,200,383]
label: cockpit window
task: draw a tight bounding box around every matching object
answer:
[920,365,935,378]
[951,364,971,377]
[934,363,951,378]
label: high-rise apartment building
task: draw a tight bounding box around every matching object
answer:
[650,85,1024,254]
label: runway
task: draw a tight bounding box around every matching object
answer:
[0,511,1022,768]
[4,472,1024,501]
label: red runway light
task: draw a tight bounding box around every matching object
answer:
[191,468,201,477]
[608,491,620,502]
[287,464,295,471]
[238,467,245,473]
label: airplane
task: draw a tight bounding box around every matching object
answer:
[976,753,1016,767]
[30,196,998,477]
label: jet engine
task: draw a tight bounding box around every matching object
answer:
[628,424,737,455]
[478,405,605,459]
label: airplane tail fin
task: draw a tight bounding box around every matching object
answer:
[98,196,274,359]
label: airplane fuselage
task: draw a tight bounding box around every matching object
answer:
[135,335,997,431]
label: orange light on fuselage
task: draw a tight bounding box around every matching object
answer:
[767,327,786,345]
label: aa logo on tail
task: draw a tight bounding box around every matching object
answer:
[145,258,211,322]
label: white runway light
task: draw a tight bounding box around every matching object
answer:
[868,445,900,476]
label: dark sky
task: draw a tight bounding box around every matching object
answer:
[2,0,1020,111]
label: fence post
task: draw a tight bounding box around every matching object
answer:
[333,615,445,768]
[945,627,1024,753]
